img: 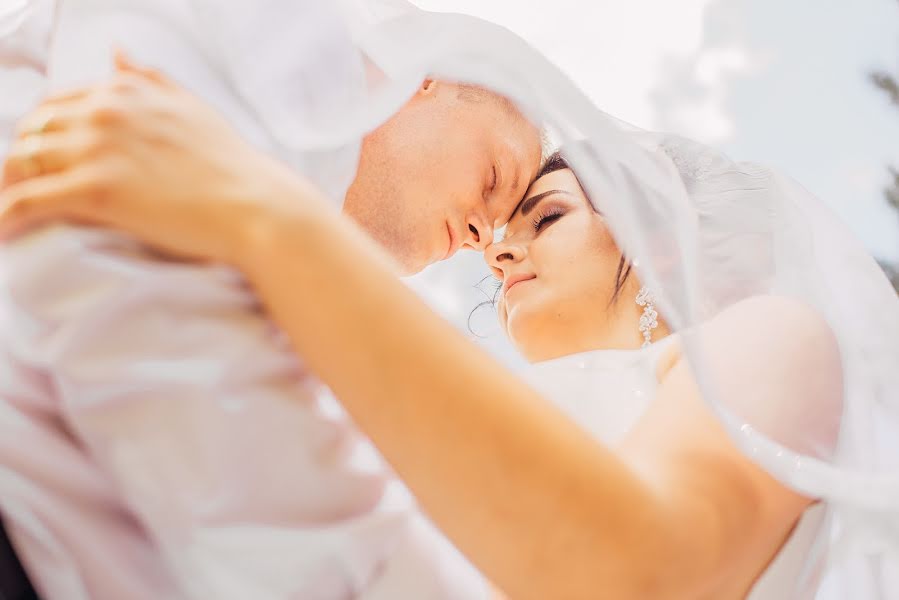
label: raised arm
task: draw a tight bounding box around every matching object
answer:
[239,202,838,599]
[0,70,841,599]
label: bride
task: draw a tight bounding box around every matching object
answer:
[1,6,897,599]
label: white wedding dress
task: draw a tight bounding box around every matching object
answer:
[525,337,828,599]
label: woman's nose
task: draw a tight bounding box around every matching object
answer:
[484,240,523,278]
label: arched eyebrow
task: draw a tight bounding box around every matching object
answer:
[518,189,573,217]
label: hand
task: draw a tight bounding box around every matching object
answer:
[0,53,318,268]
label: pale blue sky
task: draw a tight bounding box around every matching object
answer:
[691,0,899,262]
[416,0,899,262]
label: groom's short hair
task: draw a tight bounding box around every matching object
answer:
[456,83,518,114]
[456,83,553,163]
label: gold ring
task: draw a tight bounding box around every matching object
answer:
[30,112,54,136]
[19,112,54,140]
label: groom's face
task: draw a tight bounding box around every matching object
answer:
[344,80,541,274]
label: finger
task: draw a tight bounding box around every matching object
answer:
[113,48,132,72]
[14,107,71,139]
[26,86,109,129]
[40,87,92,108]
[0,168,100,239]
[113,49,170,86]
[2,135,43,186]
[42,86,94,105]
[0,209,97,242]
[3,133,88,186]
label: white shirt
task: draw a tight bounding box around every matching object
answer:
[0,1,485,598]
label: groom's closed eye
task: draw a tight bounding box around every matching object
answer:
[490,160,528,229]
[485,166,498,197]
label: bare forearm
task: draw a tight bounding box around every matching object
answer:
[242,198,671,599]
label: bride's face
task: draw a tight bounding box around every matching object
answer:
[485,167,642,362]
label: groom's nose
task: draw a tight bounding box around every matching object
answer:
[462,214,494,252]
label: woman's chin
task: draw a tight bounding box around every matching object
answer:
[505,301,593,362]
[505,310,555,362]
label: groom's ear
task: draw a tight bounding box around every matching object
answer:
[420,78,437,95]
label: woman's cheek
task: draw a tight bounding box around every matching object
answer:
[593,219,619,253]
[497,297,510,331]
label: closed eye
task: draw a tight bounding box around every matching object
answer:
[532,206,565,232]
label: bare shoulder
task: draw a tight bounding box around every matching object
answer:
[705,295,840,363]
[660,294,842,371]
[658,294,844,456]
[625,298,842,596]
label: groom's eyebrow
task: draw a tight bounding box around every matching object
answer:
[510,168,521,198]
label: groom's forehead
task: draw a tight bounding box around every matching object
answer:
[503,123,545,181]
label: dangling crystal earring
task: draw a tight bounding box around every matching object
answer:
[636,286,658,348]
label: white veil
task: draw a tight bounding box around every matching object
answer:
[4,0,898,596]
[319,2,897,595]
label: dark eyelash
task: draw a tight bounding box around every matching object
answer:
[531,206,565,232]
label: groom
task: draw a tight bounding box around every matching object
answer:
[0,1,540,599]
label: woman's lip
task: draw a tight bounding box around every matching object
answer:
[503,274,536,296]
